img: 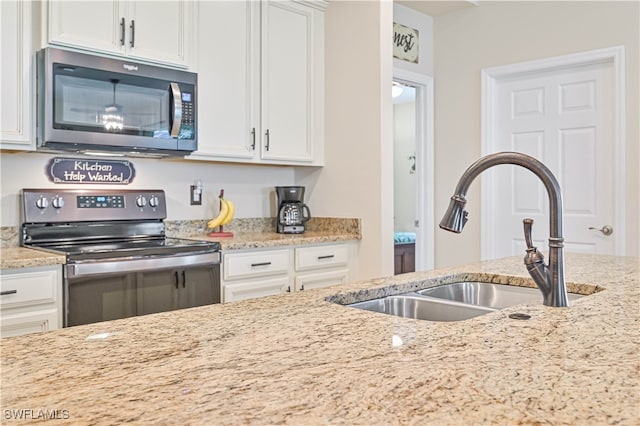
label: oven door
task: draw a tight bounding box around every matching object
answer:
[65,253,220,327]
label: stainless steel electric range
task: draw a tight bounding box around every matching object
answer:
[21,188,221,327]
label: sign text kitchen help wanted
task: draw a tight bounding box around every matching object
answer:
[46,157,136,184]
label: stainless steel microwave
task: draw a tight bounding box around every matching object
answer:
[36,48,197,157]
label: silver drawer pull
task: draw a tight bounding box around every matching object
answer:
[0,290,18,296]
[317,255,335,260]
[250,262,271,267]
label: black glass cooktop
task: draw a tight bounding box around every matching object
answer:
[30,237,220,262]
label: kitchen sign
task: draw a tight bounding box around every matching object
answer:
[46,157,136,184]
[393,22,419,64]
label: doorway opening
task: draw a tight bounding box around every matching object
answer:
[392,72,434,274]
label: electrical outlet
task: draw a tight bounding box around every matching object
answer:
[190,185,202,206]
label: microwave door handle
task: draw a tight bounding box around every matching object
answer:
[169,82,182,138]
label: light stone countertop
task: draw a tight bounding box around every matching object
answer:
[1,253,638,425]
[190,230,361,251]
[0,247,66,270]
[0,229,360,270]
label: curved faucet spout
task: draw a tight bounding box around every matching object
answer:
[439,152,569,307]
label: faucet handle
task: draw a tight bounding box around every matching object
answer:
[523,218,537,251]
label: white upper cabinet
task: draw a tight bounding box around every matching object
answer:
[47,0,191,68]
[189,0,325,166]
[190,1,258,161]
[260,1,317,163]
[0,0,34,150]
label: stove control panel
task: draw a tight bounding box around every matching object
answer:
[22,189,167,223]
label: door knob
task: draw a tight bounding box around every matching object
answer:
[588,225,613,236]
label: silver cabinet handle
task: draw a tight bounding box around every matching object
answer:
[120,18,126,46]
[264,129,270,151]
[588,225,613,236]
[129,20,135,47]
[251,128,256,150]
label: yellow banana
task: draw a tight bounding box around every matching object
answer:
[220,199,235,226]
[207,198,229,229]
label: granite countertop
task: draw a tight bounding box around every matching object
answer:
[0,224,361,269]
[0,247,66,270]
[192,230,361,251]
[1,253,638,424]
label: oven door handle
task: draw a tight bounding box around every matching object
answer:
[66,252,220,278]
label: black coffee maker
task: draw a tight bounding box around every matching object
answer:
[275,186,311,234]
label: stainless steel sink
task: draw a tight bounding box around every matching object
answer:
[417,281,583,309]
[348,294,495,322]
[345,281,586,322]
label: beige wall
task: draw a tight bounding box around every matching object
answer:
[434,1,640,266]
[296,0,395,280]
[0,152,296,226]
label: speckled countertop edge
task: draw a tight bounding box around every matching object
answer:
[0,247,66,270]
[1,218,361,269]
[1,254,638,425]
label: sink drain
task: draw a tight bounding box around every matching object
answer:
[508,312,531,320]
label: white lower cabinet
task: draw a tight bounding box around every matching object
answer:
[0,265,63,338]
[0,0,34,150]
[294,269,349,292]
[221,243,354,303]
[224,276,290,303]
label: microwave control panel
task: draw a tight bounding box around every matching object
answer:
[181,92,194,126]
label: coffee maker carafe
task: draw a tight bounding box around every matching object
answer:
[275,186,311,234]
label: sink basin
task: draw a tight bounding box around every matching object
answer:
[417,281,583,309]
[348,294,495,322]
[345,281,586,322]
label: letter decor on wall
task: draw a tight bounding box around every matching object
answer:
[46,157,136,184]
[393,22,419,64]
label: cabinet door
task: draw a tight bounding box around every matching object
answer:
[0,309,58,338]
[260,1,314,162]
[223,276,289,303]
[189,1,259,161]
[295,269,349,292]
[179,266,221,309]
[1,0,33,149]
[48,0,125,56]
[127,0,189,67]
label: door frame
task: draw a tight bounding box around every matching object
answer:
[393,68,435,271]
[480,46,626,259]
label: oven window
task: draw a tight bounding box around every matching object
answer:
[66,265,220,327]
[67,273,137,327]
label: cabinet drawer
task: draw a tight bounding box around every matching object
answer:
[0,267,59,308]
[295,244,348,272]
[223,249,290,281]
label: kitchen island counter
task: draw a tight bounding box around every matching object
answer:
[1,254,638,425]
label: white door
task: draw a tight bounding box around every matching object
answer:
[484,55,622,258]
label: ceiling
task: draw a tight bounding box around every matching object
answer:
[395,0,477,16]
